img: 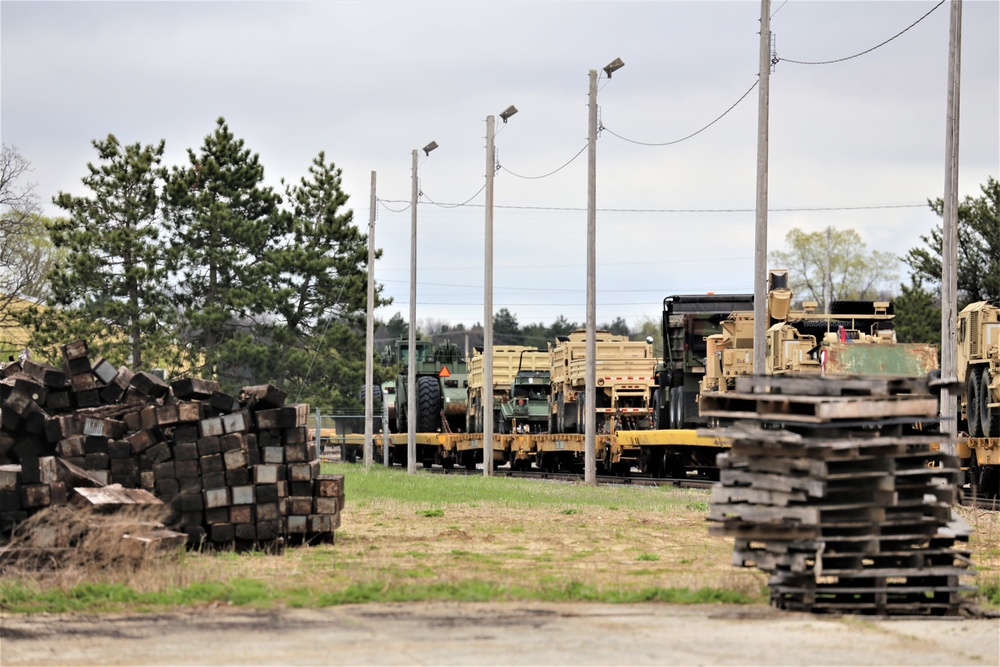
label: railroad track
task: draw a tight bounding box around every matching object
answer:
[959,491,1000,511]
[425,466,715,489]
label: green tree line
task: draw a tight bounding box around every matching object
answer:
[12,119,390,410]
[3,127,996,406]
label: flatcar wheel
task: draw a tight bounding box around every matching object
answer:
[981,370,1000,437]
[981,464,1000,500]
[967,369,982,437]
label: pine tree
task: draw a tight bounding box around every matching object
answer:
[905,177,1000,306]
[254,152,387,407]
[25,134,174,370]
[892,278,941,347]
[162,118,285,382]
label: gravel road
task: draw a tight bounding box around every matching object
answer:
[2,601,998,666]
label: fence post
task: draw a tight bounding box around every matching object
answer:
[314,407,322,458]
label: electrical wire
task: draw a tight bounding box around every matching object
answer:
[378,199,410,213]
[602,79,759,147]
[375,200,927,213]
[422,183,487,209]
[499,143,588,180]
[777,0,945,66]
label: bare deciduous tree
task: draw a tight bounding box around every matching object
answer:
[1,144,50,315]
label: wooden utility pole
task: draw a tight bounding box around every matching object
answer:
[585,68,598,485]
[364,171,376,467]
[408,149,418,474]
[484,114,496,477]
[940,0,963,446]
[753,0,771,375]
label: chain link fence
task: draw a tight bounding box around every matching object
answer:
[311,410,388,463]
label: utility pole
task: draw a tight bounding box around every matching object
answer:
[408,149,419,475]
[940,0,963,447]
[753,0,772,375]
[824,226,831,314]
[484,114,496,477]
[364,171,376,467]
[585,68,599,485]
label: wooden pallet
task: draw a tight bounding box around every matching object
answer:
[733,374,931,398]
[707,378,973,616]
[700,391,940,424]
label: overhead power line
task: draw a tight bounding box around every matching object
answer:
[603,79,760,147]
[375,200,928,213]
[378,199,410,213]
[777,0,945,66]
[500,143,588,180]
[423,183,487,209]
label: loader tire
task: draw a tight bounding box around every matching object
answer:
[359,384,383,404]
[416,375,442,432]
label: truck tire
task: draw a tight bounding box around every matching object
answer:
[981,370,999,437]
[416,375,442,432]
[359,384,383,403]
[669,387,682,429]
[651,389,662,429]
[968,369,982,437]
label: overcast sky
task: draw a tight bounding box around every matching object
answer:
[2,0,997,331]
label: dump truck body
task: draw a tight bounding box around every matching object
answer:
[548,329,656,434]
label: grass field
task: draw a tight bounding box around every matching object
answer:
[2,463,998,614]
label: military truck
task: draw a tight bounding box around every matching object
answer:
[701,270,939,394]
[548,329,656,434]
[957,300,1000,497]
[498,367,550,435]
[653,293,755,430]
[466,345,548,433]
[382,339,468,434]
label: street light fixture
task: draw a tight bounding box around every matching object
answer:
[484,105,516,477]
[586,58,623,484]
[408,141,437,474]
[603,58,625,78]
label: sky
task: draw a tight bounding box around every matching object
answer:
[2,0,998,333]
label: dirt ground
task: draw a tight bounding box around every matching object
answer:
[2,601,999,666]
[3,475,999,666]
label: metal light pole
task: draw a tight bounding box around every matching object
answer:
[408,142,437,474]
[483,105,517,477]
[586,58,623,485]
[940,0,963,447]
[364,170,376,467]
[753,0,771,376]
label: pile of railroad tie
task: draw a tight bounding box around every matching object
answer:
[0,341,344,551]
[701,374,974,616]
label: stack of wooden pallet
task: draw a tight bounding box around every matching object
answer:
[702,375,974,616]
[0,341,344,548]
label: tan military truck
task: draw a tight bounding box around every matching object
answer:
[702,270,938,394]
[548,329,656,434]
[466,346,549,434]
[957,300,1000,497]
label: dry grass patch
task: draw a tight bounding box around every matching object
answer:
[6,465,999,612]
